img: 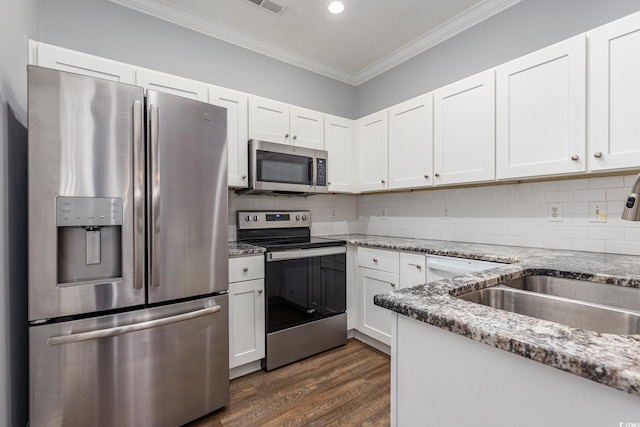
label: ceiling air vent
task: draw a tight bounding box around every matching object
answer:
[245,0,285,16]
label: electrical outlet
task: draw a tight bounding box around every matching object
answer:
[547,203,563,222]
[443,206,450,220]
[381,207,388,218]
[330,207,337,220]
[589,201,607,223]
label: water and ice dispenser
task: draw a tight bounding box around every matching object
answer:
[56,197,123,285]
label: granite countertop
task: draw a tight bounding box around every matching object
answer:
[228,241,266,257]
[329,234,640,397]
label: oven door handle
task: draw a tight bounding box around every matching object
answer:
[266,246,346,261]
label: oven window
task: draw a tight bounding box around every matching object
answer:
[256,150,312,185]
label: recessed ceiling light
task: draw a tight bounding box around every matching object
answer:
[327,1,345,14]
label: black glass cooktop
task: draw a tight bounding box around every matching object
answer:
[246,236,346,251]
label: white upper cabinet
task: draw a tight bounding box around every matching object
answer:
[135,68,208,101]
[357,110,389,192]
[388,94,434,190]
[290,106,324,150]
[209,85,249,188]
[324,115,355,193]
[248,97,324,149]
[433,70,495,186]
[589,12,640,171]
[248,97,290,144]
[30,40,135,84]
[496,36,586,179]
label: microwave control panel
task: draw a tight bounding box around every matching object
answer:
[316,158,327,186]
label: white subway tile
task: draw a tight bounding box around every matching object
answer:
[587,176,624,189]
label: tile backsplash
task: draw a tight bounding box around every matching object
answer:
[228,173,640,255]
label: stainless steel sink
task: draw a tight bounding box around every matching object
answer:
[457,276,640,335]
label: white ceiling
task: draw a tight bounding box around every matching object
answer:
[109,0,522,86]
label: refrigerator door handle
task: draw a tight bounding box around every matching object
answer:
[133,99,144,290]
[47,304,222,346]
[149,103,161,289]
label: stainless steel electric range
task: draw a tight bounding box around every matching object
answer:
[237,210,347,371]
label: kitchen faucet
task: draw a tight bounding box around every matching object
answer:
[622,173,640,221]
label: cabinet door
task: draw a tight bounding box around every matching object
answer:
[589,13,640,171]
[389,94,434,190]
[496,36,586,179]
[399,252,426,288]
[434,70,495,185]
[210,86,249,188]
[357,267,398,346]
[290,106,324,149]
[33,41,135,84]
[324,115,355,193]
[229,278,265,369]
[357,110,389,192]
[248,97,290,143]
[135,68,208,101]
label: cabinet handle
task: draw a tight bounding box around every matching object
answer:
[571,154,579,161]
[284,133,289,138]
[243,267,248,272]
[390,283,396,287]
[293,135,297,140]
[435,173,440,177]
[258,289,263,294]
[373,258,378,263]
[593,151,603,158]
[408,263,422,269]
[242,175,247,179]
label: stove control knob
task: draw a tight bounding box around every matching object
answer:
[253,215,259,221]
[302,215,308,221]
[245,215,251,222]
[295,215,301,221]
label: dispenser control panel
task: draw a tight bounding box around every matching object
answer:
[56,197,123,227]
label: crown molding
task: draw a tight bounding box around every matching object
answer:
[109,0,521,86]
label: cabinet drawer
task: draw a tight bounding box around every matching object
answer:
[357,247,399,274]
[229,255,265,282]
[400,252,426,288]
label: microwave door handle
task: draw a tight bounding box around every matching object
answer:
[311,156,316,186]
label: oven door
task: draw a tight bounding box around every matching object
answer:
[250,140,317,193]
[265,246,346,334]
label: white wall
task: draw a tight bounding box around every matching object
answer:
[38,0,357,119]
[356,174,640,255]
[1,1,38,425]
[355,0,640,117]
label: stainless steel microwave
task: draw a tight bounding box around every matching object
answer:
[237,140,328,196]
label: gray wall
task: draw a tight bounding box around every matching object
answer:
[38,0,357,119]
[355,0,640,117]
[1,1,38,426]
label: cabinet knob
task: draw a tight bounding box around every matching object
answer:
[416,264,422,269]
[593,151,603,158]
[243,267,248,272]
[258,289,263,294]
[284,133,289,138]
[241,175,247,179]
[390,283,396,287]
[293,135,297,140]
[424,174,429,179]
[381,179,386,184]
[328,181,332,185]
[373,258,378,263]
[435,173,440,177]
[571,154,579,161]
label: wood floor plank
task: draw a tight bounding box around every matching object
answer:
[186,339,390,427]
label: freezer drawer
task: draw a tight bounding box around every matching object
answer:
[29,295,229,427]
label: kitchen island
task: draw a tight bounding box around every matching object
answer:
[329,235,640,426]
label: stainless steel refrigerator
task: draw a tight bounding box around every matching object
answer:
[27,65,229,427]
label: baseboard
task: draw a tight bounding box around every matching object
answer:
[229,360,262,380]
[351,329,391,355]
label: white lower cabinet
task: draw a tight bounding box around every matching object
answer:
[399,252,426,288]
[228,256,265,374]
[356,248,399,346]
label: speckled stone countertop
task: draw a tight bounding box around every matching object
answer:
[328,234,640,397]
[228,242,266,257]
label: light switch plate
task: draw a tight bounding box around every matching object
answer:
[589,201,607,223]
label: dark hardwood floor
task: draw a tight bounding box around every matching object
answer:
[187,339,390,427]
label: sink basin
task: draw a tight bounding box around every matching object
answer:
[457,276,640,335]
